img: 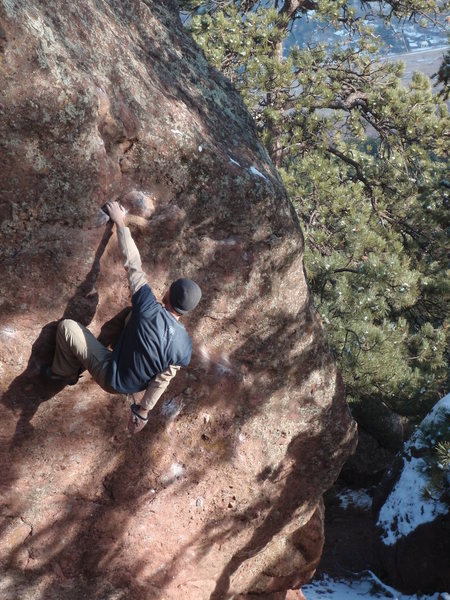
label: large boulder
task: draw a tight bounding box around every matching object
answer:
[373,394,450,594]
[0,1,356,598]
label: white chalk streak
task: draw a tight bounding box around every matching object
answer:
[249,166,267,180]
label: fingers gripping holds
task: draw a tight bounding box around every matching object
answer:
[128,401,149,435]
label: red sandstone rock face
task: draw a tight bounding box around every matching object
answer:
[0,1,357,598]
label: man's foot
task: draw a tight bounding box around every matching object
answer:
[40,365,81,386]
[128,403,149,434]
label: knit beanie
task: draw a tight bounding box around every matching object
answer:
[169,278,202,314]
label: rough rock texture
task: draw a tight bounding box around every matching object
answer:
[0,1,357,599]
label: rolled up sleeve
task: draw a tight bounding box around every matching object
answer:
[117,226,148,297]
[140,365,180,411]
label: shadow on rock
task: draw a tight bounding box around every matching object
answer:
[208,373,345,599]
[1,226,113,450]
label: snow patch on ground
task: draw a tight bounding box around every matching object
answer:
[377,393,450,545]
[377,456,447,545]
[419,393,450,434]
[337,488,373,511]
[303,573,447,599]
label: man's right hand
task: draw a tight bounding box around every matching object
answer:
[128,404,149,434]
[105,201,126,227]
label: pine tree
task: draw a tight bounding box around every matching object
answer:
[435,45,449,99]
[180,0,449,442]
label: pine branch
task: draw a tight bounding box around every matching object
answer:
[279,0,317,18]
[333,268,360,274]
[326,146,372,189]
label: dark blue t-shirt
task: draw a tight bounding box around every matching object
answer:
[106,284,192,394]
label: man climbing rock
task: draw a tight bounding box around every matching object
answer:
[42,201,201,434]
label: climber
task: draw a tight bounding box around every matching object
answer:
[41,201,201,434]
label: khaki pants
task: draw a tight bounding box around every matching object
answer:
[52,319,116,392]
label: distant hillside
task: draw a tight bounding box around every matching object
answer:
[285,8,447,56]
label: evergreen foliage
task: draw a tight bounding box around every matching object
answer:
[436,440,450,470]
[435,45,449,100]
[180,0,449,435]
[419,406,450,505]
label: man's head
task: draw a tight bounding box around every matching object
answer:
[168,278,202,315]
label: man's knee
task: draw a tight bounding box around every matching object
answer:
[58,318,79,337]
